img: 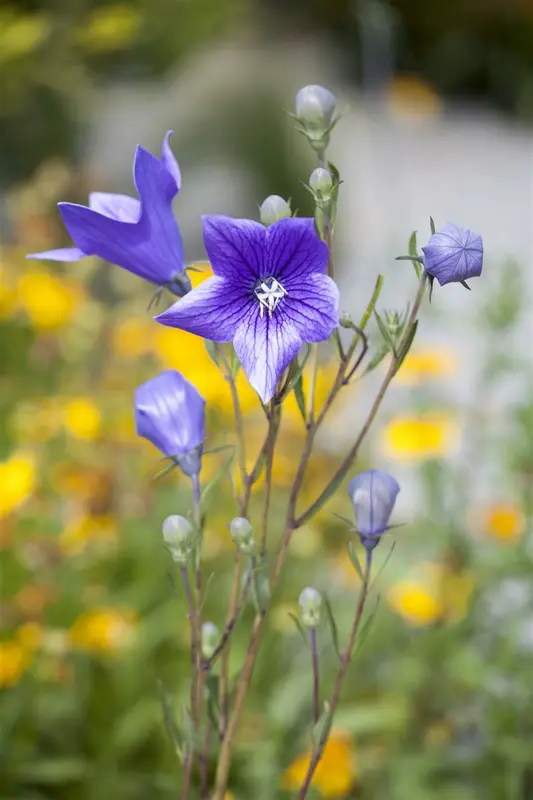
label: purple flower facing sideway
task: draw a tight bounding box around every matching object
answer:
[347,469,400,552]
[422,223,483,287]
[134,369,205,477]
[27,132,191,297]
[156,215,340,404]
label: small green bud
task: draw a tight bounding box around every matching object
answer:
[385,310,402,337]
[229,517,255,554]
[309,167,333,197]
[162,515,194,564]
[339,311,355,329]
[299,587,322,628]
[201,621,220,659]
[259,195,292,227]
[295,85,336,132]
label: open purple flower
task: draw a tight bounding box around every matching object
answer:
[156,215,339,403]
[347,469,400,552]
[134,369,205,477]
[422,223,483,287]
[27,132,191,297]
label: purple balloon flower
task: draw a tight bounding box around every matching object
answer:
[156,215,339,403]
[347,469,400,551]
[422,223,483,287]
[134,370,205,477]
[27,131,191,297]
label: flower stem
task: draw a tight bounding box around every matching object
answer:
[298,551,373,799]
[217,344,247,496]
[306,344,319,425]
[260,403,280,556]
[181,565,201,725]
[309,627,320,724]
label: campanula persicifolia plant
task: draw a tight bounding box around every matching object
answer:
[30,85,484,799]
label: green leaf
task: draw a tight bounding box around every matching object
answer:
[293,371,306,421]
[288,612,310,648]
[354,596,381,656]
[204,339,220,368]
[374,310,393,350]
[360,344,389,377]
[322,593,341,659]
[429,216,436,235]
[394,319,419,374]
[312,702,333,751]
[181,704,198,753]
[157,682,183,758]
[407,230,422,279]
[203,444,235,456]
[200,451,235,503]
[333,512,355,529]
[250,450,267,485]
[370,541,396,592]
[347,540,364,581]
[359,274,385,331]
[152,460,179,482]
[205,673,220,731]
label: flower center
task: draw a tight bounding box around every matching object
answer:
[254,277,287,319]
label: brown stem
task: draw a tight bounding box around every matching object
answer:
[259,404,279,556]
[298,552,373,799]
[181,566,201,725]
[181,755,194,800]
[202,564,253,671]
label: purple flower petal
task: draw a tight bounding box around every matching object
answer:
[134,369,205,476]
[266,217,329,286]
[156,276,252,341]
[347,469,400,537]
[58,144,185,285]
[161,130,181,193]
[88,192,140,222]
[422,223,483,286]
[233,305,302,403]
[27,247,86,262]
[202,215,267,283]
[282,273,339,341]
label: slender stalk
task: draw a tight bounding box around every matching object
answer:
[202,563,253,671]
[309,627,320,724]
[181,565,200,724]
[181,755,193,800]
[259,404,279,556]
[306,344,319,425]
[298,551,373,799]
[199,718,212,799]
[217,344,247,494]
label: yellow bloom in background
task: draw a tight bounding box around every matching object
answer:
[0,259,18,318]
[16,622,44,651]
[0,451,36,518]
[395,348,457,386]
[63,398,101,440]
[0,641,30,688]
[387,76,442,121]
[75,3,142,53]
[69,608,138,655]
[282,731,356,797]
[382,413,459,460]
[480,502,526,544]
[59,514,118,555]
[17,268,83,330]
[111,317,155,359]
[9,398,64,444]
[388,564,475,626]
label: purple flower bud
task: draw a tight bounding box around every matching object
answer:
[259,195,292,227]
[422,223,483,287]
[134,370,205,477]
[347,469,400,551]
[295,85,336,131]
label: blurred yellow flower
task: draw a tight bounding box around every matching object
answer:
[69,608,138,654]
[0,451,36,518]
[63,398,101,440]
[9,398,64,443]
[16,622,44,651]
[396,348,457,386]
[387,76,442,120]
[480,502,526,544]
[382,414,459,460]
[388,564,474,626]
[270,602,299,633]
[0,641,30,688]
[111,317,155,358]
[17,268,83,330]
[59,514,118,555]
[282,731,356,797]
[0,10,49,64]
[0,259,17,318]
[76,4,141,52]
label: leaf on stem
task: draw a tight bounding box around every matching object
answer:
[205,672,220,731]
[354,596,381,656]
[360,344,389,378]
[200,451,235,504]
[293,372,306,422]
[347,540,364,582]
[204,339,220,369]
[394,319,419,374]
[312,702,333,751]
[322,593,341,660]
[374,310,394,351]
[157,682,183,759]
[408,231,423,280]
[288,612,310,648]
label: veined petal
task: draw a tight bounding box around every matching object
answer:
[27,247,86,262]
[202,215,266,283]
[233,305,302,403]
[161,130,181,193]
[422,223,483,286]
[267,217,329,286]
[347,469,400,537]
[155,276,251,341]
[282,273,339,342]
[88,192,141,222]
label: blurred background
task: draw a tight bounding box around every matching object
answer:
[1,1,532,798]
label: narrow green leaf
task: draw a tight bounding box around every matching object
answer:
[157,682,183,758]
[181,704,198,753]
[394,319,419,374]
[359,274,385,331]
[205,673,220,731]
[370,541,396,592]
[288,612,310,648]
[347,540,364,582]
[201,452,235,503]
[202,444,235,456]
[152,461,179,482]
[293,372,306,422]
[333,512,355,529]
[360,344,389,378]
[322,593,341,659]
[250,451,267,485]
[279,347,311,401]
[374,310,393,350]
[204,339,220,368]
[407,230,422,279]
[199,572,216,612]
[354,596,381,655]
[312,702,333,750]
[429,216,436,235]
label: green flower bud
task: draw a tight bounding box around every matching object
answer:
[309,167,333,197]
[299,586,322,628]
[295,85,336,132]
[201,621,220,659]
[162,515,194,564]
[339,311,355,329]
[229,517,255,554]
[259,195,292,227]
